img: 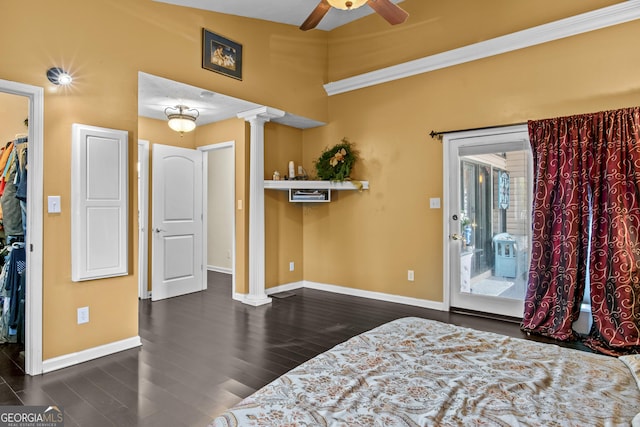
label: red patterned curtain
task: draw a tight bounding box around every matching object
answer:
[522,115,592,341]
[523,107,640,355]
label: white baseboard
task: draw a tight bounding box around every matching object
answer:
[303,281,446,311]
[237,281,445,310]
[266,281,304,295]
[207,265,232,274]
[42,336,142,374]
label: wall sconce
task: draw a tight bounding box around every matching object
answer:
[46,67,73,85]
[165,105,199,134]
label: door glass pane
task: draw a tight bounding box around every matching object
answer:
[459,149,530,301]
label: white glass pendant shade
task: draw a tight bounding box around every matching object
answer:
[165,105,199,133]
[327,0,368,10]
[167,116,197,133]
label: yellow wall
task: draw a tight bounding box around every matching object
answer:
[327,0,622,81]
[264,123,304,287]
[0,0,326,359]
[0,93,29,143]
[1,0,638,361]
[300,1,640,302]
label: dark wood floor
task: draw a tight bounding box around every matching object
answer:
[0,271,590,426]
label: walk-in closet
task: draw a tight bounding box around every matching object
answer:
[0,92,28,370]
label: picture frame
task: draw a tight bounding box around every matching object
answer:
[202,29,242,80]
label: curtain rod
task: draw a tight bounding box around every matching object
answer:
[430,122,528,140]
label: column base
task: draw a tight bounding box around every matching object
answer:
[242,295,272,306]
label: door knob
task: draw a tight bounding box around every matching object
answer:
[154,228,165,233]
[451,233,464,241]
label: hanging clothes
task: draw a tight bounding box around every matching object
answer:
[0,135,28,343]
[15,141,27,201]
[0,141,14,198]
[0,138,24,238]
[6,242,25,333]
[14,141,27,237]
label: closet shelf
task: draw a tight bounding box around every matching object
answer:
[264,180,369,191]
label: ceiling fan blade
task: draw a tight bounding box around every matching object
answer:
[366,0,409,25]
[300,0,331,31]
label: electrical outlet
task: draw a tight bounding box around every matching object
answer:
[77,307,89,324]
[408,270,415,281]
[289,261,295,272]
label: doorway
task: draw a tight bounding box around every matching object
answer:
[138,140,236,300]
[200,141,235,294]
[444,125,532,318]
[151,143,205,301]
[0,79,44,375]
[138,73,245,302]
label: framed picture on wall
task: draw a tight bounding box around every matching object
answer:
[202,29,243,80]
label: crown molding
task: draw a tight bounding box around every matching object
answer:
[237,106,286,122]
[324,1,640,96]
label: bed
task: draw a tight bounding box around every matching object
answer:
[211,317,640,426]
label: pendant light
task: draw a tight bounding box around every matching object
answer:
[165,105,199,134]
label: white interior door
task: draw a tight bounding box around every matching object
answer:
[444,125,532,318]
[152,143,204,301]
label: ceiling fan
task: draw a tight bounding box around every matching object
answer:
[300,0,409,31]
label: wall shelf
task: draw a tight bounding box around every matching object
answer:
[264,180,369,191]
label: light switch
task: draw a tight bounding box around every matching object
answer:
[429,197,441,209]
[48,195,61,213]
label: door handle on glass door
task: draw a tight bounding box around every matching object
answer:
[451,233,464,241]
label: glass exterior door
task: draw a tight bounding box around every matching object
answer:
[445,126,532,318]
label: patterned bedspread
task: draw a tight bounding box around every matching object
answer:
[212,317,640,427]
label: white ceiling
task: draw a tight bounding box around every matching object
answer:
[140,1,406,130]
[138,72,325,130]
[153,0,405,31]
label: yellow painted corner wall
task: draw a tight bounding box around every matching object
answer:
[327,0,623,81]
[264,123,304,288]
[302,17,640,302]
[0,0,327,359]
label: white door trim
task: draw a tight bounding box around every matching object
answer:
[0,78,44,375]
[199,141,236,295]
[442,124,529,315]
[137,140,150,299]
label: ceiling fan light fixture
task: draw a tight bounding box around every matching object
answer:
[165,105,199,134]
[327,0,368,10]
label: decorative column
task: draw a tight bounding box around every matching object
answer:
[237,107,285,306]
